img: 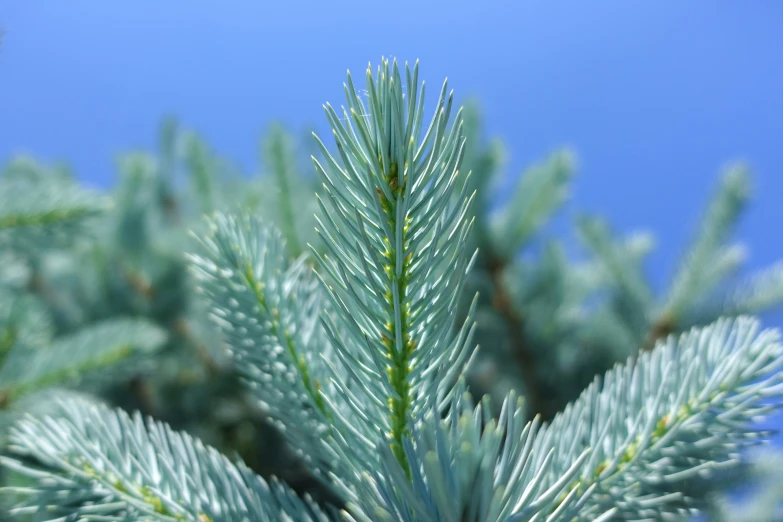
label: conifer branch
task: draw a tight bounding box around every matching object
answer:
[188,214,334,473]
[639,164,752,351]
[485,255,546,418]
[538,317,783,520]
[0,318,166,407]
[0,176,109,251]
[490,150,574,262]
[310,58,478,478]
[0,398,329,521]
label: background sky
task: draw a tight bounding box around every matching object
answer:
[1,1,783,426]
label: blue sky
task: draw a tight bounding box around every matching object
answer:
[2,1,781,285]
[2,1,783,426]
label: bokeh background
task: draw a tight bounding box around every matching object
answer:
[1,0,782,430]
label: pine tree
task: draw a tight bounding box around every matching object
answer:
[0,58,782,521]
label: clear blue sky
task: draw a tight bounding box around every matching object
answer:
[2,1,783,426]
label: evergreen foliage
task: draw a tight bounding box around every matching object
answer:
[0,58,782,521]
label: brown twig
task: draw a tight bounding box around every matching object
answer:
[122,263,222,375]
[123,268,156,300]
[641,311,677,352]
[172,316,223,375]
[486,256,550,420]
[128,376,158,417]
[122,264,224,421]
[161,194,180,225]
[26,262,70,327]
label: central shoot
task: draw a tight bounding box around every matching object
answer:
[311,58,478,476]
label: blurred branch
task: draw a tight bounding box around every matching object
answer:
[486,254,546,418]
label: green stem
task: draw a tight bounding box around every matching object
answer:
[378,161,414,479]
[554,398,706,511]
[242,265,328,418]
[0,207,95,230]
[0,326,16,361]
